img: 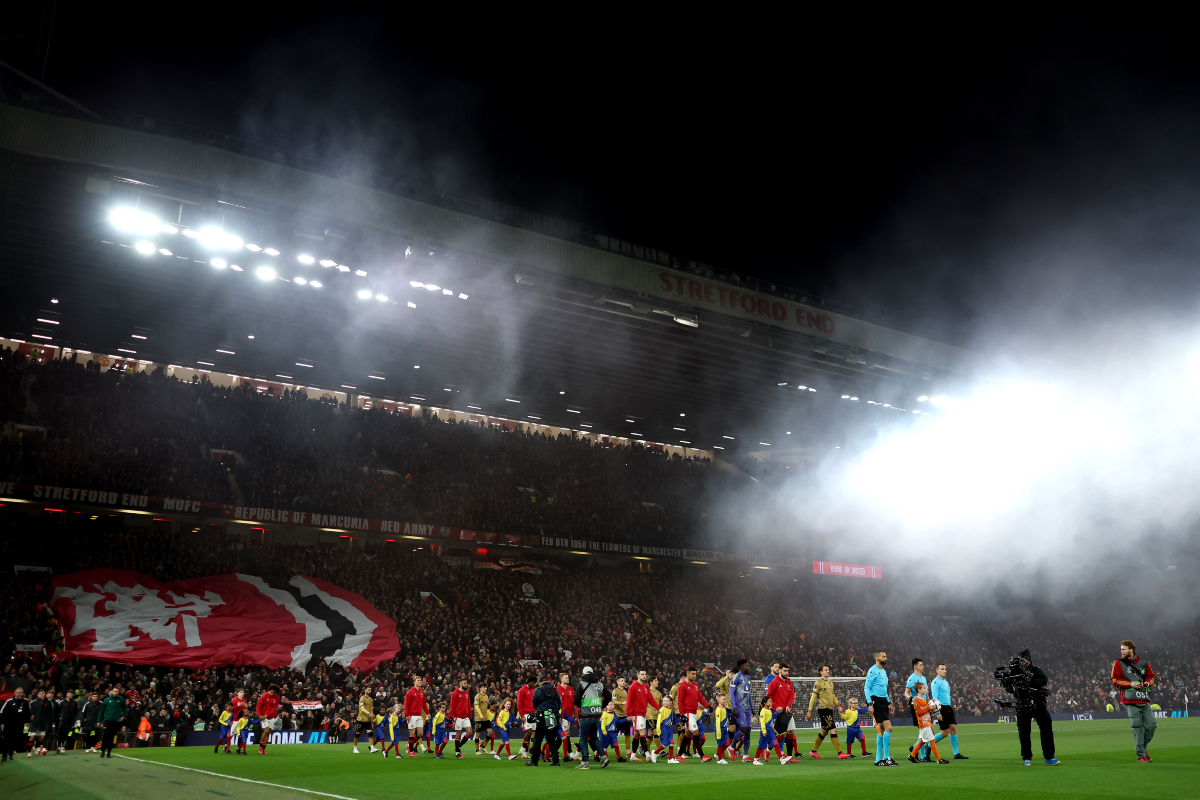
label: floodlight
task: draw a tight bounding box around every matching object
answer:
[425,284,441,291]
[410,281,425,288]
[442,288,453,295]
[158,248,172,256]
[458,293,468,299]
[357,289,372,299]
[246,244,262,252]
[319,259,336,267]
[197,227,242,250]
[134,241,155,254]
[407,301,416,308]
[297,254,315,264]
[355,270,367,276]
[160,224,178,234]
[256,267,276,280]
[309,280,322,288]
[376,294,388,302]
[111,208,160,235]
[264,248,280,256]
[295,277,308,285]
[211,258,227,269]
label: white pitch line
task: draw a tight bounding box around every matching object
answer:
[114,753,358,800]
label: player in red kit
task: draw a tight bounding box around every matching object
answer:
[516,675,536,758]
[677,666,712,761]
[625,669,660,760]
[764,664,799,763]
[448,679,474,758]
[557,673,581,761]
[403,676,430,757]
[255,685,285,755]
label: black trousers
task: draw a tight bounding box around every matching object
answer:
[529,717,560,764]
[101,721,121,754]
[1017,705,1055,761]
[1,729,27,758]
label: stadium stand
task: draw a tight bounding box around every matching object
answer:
[0,350,738,550]
[2,512,1196,739]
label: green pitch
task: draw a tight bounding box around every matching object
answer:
[5,719,1198,800]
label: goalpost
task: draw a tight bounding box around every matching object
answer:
[748,677,868,731]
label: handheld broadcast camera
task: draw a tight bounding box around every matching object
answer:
[993,655,1048,709]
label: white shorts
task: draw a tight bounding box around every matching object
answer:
[407,716,424,729]
[561,718,571,733]
[918,726,935,743]
[633,715,647,732]
[261,717,282,732]
[453,717,473,731]
[523,720,536,731]
[687,713,699,732]
[785,716,796,732]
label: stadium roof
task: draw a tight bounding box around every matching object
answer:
[0,103,980,454]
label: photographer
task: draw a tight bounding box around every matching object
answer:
[573,666,611,769]
[997,649,1058,766]
[525,674,561,767]
[1110,640,1156,762]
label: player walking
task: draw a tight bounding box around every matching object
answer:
[676,667,711,760]
[557,673,582,761]
[730,660,753,761]
[448,679,474,758]
[404,677,430,757]
[807,665,848,759]
[625,669,660,760]
[612,676,631,755]
[255,685,284,756]
[931,664,967,759]
[763,663,797,763]
[474,684,493,755]
[352,689,373,754]
[516,676,536,758]
[866,652,897,766]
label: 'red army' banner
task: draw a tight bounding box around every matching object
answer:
[48,570,399,671]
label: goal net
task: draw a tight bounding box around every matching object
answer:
[748,677,868,731]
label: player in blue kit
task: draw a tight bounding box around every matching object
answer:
[866,651,897,766]
[931,663,967,759]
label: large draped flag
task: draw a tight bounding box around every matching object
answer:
[48,570,399,672]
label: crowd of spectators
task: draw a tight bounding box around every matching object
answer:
[0,349,743,550]
[2,511,1196,744]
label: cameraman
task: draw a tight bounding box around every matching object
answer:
[1010,649,1058,766]
[525,674,561,766]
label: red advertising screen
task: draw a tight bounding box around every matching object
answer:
[812,561,883,579]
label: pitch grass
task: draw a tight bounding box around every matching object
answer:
[4,718,1198,800]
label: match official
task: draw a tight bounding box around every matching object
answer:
[866,651,896,766]
[931,664,967,759]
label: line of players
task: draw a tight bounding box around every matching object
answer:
[208,655,969,768]
[345,665,884,767]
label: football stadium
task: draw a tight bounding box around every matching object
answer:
[1,12,1199,800]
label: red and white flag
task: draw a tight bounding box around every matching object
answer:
[48,570,399,672]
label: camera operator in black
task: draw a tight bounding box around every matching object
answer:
[1005,649,1057,765]
[524,674,561,766]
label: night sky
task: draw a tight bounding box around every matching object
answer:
[7,8,1200,345]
